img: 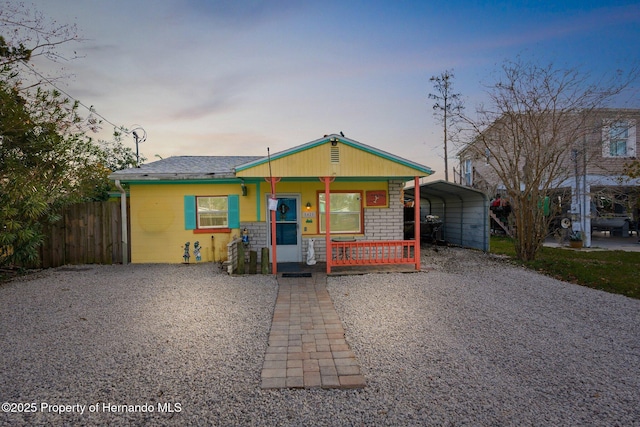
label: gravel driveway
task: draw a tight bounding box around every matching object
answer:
[1,247,639,426]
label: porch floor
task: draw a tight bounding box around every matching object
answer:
[276,262,420,276]
[261,268,366,389]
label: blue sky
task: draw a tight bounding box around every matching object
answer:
[25,0,640,180]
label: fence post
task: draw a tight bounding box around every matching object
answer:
[261,248,269,274]
[249,251,257,274]
[237,243,245,274]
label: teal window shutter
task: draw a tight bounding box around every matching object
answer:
[228,194,240,228]
[184,195,196,230]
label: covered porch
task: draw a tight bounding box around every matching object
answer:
[320,176,423,274]
[234,134,433,275]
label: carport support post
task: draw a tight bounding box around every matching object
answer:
[414,176,421,271]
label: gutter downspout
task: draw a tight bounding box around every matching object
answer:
[115,180,129,264]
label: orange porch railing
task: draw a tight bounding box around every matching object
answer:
[329,240,417,267]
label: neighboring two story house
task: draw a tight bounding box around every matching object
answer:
[457,108,640,247]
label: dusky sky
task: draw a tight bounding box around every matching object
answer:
[20,0,640,179]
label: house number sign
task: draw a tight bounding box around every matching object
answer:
[366,190,387,207]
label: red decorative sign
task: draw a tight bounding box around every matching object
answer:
[366,190,387,207]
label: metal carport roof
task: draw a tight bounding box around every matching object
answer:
[405,180,490,252]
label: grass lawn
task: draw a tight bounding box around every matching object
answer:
[490,236,640,299]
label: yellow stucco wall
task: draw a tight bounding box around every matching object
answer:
[237,143,427,178]
[130,183,255,263]
[129,180,389,263]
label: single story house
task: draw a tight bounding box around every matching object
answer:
[109,134,433,273]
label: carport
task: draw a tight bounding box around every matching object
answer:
[405,180,490,252]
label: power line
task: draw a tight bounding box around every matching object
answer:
[17,61,130,133]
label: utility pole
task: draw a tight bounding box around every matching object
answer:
[429,70,463,182]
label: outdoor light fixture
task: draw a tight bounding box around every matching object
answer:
[240,180,247,196]
[306,202,312,210]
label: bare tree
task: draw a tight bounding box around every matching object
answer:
[429,70,464,181]
[1,1,81,87]
[460,58,637,261]
[0,2,137,267]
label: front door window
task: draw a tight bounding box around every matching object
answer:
[268,196,301,263]
[276,198,298,245]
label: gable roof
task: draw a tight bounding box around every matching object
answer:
[235,134,433,178]
[108,135,433,182]
[109,156,262,181]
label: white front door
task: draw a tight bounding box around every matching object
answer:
[267,195,301,262]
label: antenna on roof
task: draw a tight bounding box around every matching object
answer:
[267,147,273,181]
[129,125,147,167]
[266,147,280,275]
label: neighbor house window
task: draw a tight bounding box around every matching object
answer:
[464,159,473,186]
[318,191,363,234]
[603,120,636,158]
[197,196,228,228]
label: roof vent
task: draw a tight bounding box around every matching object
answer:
[330,145,340,163]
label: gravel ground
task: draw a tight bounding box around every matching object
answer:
[1,247,639,426]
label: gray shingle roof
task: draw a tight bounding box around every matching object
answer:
[109,156,264,181]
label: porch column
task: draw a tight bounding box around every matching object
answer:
[322,176,332,274]
[414,176,421,271]
[271,203,277,275]
[266,177,280,275]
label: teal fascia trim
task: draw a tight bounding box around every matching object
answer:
[126,177,419,186]
[237,177,392,183]
[126,178,243,185]
[220,176,412,183]
[276,177,406,182]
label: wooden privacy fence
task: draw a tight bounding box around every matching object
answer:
[39,200,130,268]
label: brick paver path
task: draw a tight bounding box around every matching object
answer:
[261,271,366,389]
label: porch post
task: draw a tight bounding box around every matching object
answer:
[268,177,278,275]
[323,177,332,274]
[414,177,421,271]
[271,207,277,275]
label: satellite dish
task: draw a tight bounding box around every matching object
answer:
[561,218,571,229]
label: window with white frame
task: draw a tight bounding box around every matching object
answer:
[602,120,636,158]
[197,196,228,228]
[464,159,473,186]
[318,192,363,233]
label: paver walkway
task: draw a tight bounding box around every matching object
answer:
[261,271,366,389]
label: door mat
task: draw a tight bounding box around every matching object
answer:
[282,273,312,278]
